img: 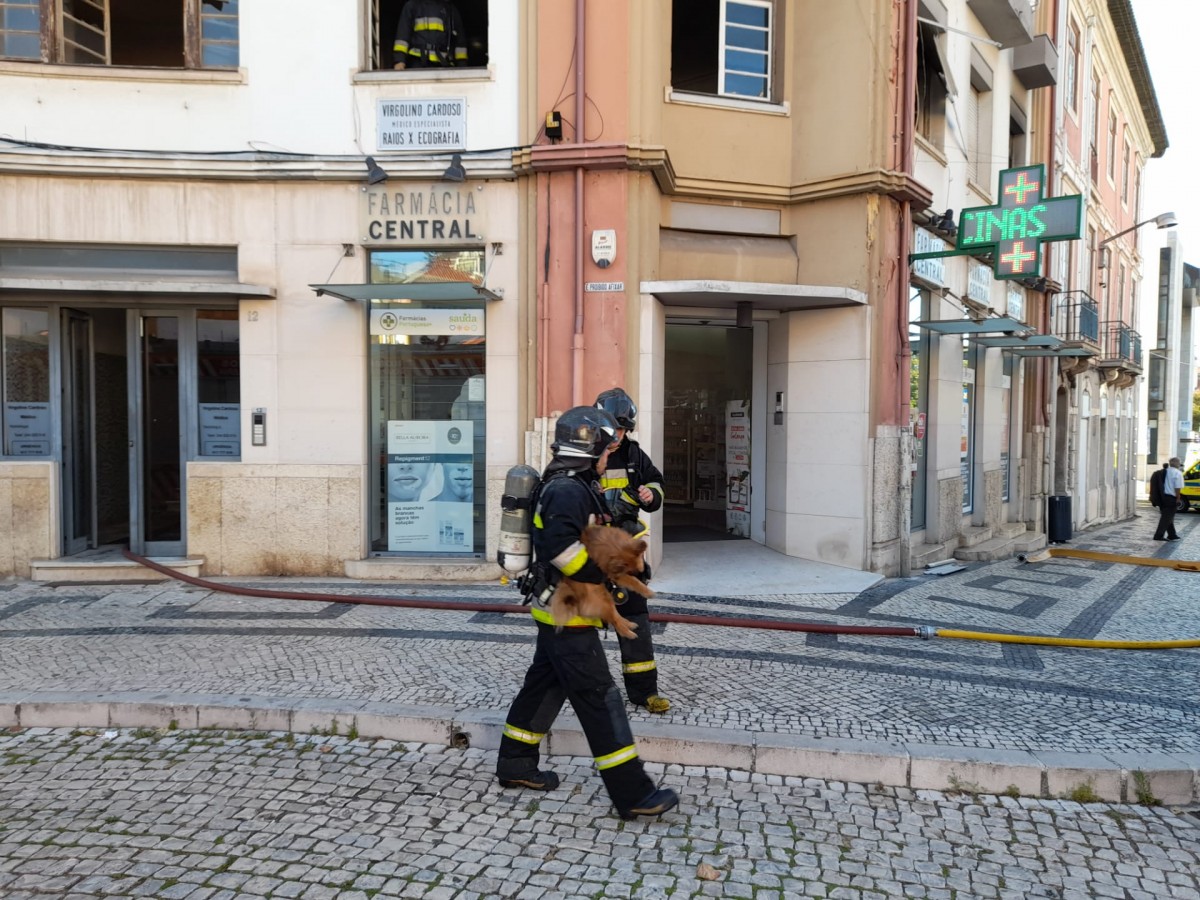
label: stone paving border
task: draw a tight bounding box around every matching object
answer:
[3,689,1197,807]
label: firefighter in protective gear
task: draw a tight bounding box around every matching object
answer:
[594,388,671,714]
[496,406,680,821]
[392,0,468,69]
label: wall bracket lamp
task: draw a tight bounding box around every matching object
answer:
[364,156,389,185]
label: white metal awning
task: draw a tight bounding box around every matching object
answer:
[641,279,867,312]
[0,277,275,298]
[312,282,502,302]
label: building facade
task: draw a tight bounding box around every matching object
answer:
[0,0,524,578]
[1143,232,1199,475]
[0,0,1168,580]
[1048,0,1167,529]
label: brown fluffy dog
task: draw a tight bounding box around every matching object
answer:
[549,525,655,639]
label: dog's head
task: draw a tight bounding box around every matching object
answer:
[583,525,647,574]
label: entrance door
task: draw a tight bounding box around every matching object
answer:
[132,312,185,556]
[60,308,187,557]
[61,310,96,555]
[662,322,757,541]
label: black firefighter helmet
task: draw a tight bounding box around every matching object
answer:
[552,406,619,459]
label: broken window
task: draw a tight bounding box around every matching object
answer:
[0,0,238,68]
[914,18,952,146]
[671,0,775,101]
[370,0,488,72]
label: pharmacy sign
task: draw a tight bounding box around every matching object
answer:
[909,165,1082,280]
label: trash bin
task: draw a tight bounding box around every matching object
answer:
[1048,495,1072,543]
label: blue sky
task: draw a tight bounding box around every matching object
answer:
[1131,0,1199,256]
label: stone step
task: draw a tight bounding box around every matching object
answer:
[1012,530,1048,553]
[910,540,958,570]
[954,535,1017,562]
[29,557,204,583]
[344,558,503,582]
[958,526,995,548]
[998,521,1028,539]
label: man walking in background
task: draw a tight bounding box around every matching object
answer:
[1154,457,1185,542]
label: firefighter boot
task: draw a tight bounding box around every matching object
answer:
[498,770,561,791]
[619,787,680,821]
[641,694,671,714]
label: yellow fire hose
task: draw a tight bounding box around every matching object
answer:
[1019,546,1200,572]
[937,546,1200,649]
[934,629,1200,650]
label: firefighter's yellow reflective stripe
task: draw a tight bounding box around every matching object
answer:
[530,606,603,628]
[646,482,664,501]
[595,744,639,770]
[600,474,630,490]
[393,40,409,52]
[621,660,657,674]
[413,18,447,31]
[454,48,468,59]
[533,511,544,529]
[553,541,588,576]
[619,490,639,506]
[502,723,544,745]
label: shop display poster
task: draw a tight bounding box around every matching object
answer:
[725,400,751,536]
[387,420,474,552]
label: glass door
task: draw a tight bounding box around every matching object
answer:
[131,312,184,556]
[62,310,96,555]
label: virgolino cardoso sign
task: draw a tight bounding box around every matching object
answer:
[377,98,466,151]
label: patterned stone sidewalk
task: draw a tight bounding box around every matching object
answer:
[2,727,1199,900]
[1,509,1199,801]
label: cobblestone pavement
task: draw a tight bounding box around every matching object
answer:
[1,727,1199,900]
[2,511,1199,755]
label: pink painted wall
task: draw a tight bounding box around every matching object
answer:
[533,1,634,414]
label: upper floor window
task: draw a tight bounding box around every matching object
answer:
[1065,20,1079,113]
[966,52,993,191]
[1134,161,1143,218]
[1121,135,1131,205]
[1009,103,1027,169]
[671,0,775,102]
[371,0,487,71]
[914,16,951,146]
[0,0,238,67]
[1107,104,1117,181]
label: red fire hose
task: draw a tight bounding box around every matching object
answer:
[122,550,921,638]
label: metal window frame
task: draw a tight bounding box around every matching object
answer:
[718,0,772,102]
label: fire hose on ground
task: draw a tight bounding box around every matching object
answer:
[122,549,1200,651]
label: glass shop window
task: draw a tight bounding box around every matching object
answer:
[1,308,51,458]
[369,249,486,556]
[196,310,240,458]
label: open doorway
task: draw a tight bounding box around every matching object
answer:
[662,323,752,541]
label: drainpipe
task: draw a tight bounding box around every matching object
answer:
[571,0,586,406]
[896,0,917,577]
[1042,0,1062,523]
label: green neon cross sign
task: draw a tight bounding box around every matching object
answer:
[956,164,1083,279]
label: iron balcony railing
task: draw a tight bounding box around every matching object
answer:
[1053,290,1100,344]
[1100,321,1142,369]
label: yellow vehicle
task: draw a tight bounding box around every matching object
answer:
[1179,460,1200,512]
